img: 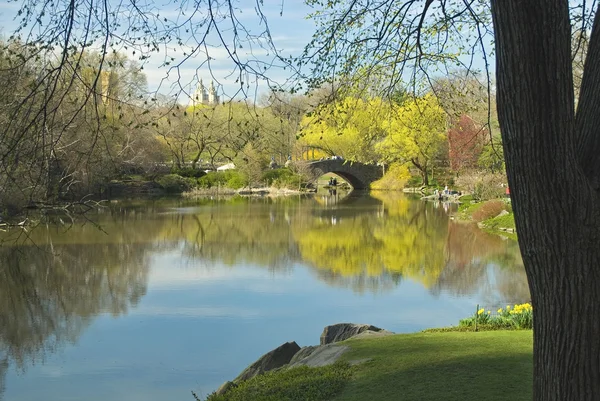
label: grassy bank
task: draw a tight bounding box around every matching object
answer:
[206,330,533,401]
[456,196,516,236]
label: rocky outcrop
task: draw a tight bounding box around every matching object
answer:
[320,323,391,345]
[215,323,393,397]
[288,344,350,368]
[234,341,301,382]
[288,346,319,365]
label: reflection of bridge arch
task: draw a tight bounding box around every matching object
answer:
[299,159,384,189]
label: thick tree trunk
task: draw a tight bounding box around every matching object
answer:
[492,0,600,399]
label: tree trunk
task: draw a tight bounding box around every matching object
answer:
[492,0,600,399]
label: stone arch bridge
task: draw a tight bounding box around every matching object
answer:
[297,159,384,189]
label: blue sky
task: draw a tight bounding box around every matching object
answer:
[0,0,318,101]
[0,0,497,102]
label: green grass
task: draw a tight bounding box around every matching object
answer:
[203,361,354,401]
[484,213,516,230]
[457,200,483,218]
[335,331,532,401]
[207,331,533,401]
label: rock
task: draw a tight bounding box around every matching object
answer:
[320,323,389,345]
[215,381,237,396]
[288,344,349,368]
[234,341,301,382]
[496,209,510,218]
[289,346,319,365]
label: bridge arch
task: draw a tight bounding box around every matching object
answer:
[299,159,384,190]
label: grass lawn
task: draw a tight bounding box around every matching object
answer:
[336,330,532,401]
[207,330,533,401]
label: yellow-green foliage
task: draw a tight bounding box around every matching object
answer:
[299,97,392,162]
[294,192,447,288]
[370,163,411,190]
[376,94,447,168]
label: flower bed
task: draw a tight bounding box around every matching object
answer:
[459,303,533,330]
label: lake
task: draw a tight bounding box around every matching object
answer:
[0,191,529,400]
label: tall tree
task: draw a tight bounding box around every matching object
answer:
[300,0,600,399]
[376,94,447,185]
[447,115,487,172]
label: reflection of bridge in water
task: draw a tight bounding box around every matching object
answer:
[299,159,384,189]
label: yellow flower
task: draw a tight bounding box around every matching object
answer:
[506,305,511,310]
[497,308,503,314]
[478,308,485,315]
[487,311,491,314]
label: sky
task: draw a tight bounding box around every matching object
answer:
[0,0,498,104]
[0,0,318,102]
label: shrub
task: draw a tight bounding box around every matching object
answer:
[471,200,506,222]
[171,167,206,178]
[198,171,248,189]
[262,168,303,189]
[371,163,410,190]
[156,174,195,193]
[226,173,248,189]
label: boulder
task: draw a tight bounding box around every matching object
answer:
[320,323,390,345]
[215,381,237,396]
[288,344,349,368]
[234,341,301,382]
[288,346,319,365]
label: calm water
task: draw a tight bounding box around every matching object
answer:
[0,192,528,401]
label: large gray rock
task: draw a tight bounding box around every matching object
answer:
[320,323,390,345]
[288,344,350,368]
[235,341,301,382]
[288,346,319,365]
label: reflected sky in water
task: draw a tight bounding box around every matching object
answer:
[0,193,528,400]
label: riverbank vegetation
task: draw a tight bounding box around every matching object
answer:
[201,330,533,401]
[0,35,507,219]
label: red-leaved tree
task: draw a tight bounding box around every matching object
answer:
[447,115,487,172]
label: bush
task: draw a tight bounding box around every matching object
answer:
[156,174,195,193]
[458,303,533,330]
[471,200,506,222]
[371,163,410,190]
[262,168,302,189]
[226,173,248,189]
[171,167,206,178]
[198,171,248,189]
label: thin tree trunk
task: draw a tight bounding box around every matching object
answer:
[492,0,600,399]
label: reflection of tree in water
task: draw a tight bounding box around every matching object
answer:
[430,222,528,303]
[312,270,402,295]
[294,192,448,293]
[160,194,528,298]
[0,235,151,399]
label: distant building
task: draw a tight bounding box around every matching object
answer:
[189,79,220,106]
[216,163,235,171]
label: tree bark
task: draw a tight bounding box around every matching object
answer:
[492,0,600,399]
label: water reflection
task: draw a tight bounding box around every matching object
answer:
[0,193,528,400]
[0,238,152,400]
